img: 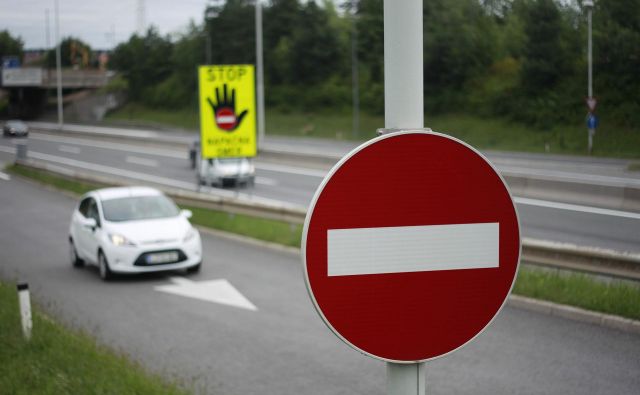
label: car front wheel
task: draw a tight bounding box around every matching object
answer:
[98,251,113,281]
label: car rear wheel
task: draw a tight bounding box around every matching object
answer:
[98,251,113,281]
[70,239,84,267]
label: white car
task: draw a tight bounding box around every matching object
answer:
[68,186,202,280]
[198,157,255,187]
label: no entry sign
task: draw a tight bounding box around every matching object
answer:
[302,131,520,363]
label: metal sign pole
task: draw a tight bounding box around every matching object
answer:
[55,0,63,129]
[255,0,266,149]
[383,0,425,394]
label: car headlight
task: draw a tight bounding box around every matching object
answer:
[183,227,198,242]
[109,233,136,247]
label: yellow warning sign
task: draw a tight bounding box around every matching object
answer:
[198,65,256,158]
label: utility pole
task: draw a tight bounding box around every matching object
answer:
[584,0,596,155]
[255,0,265,148]
[55,0,63,128]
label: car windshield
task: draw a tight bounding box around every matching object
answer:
[101,195,180,222]
[7,121,24,128]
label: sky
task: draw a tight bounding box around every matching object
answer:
[0,0,210,50]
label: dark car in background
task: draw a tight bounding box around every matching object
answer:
[3,120,29,137]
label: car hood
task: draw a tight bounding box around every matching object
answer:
[104,216,191,244]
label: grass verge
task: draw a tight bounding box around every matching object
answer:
[5,164,640,320]
[0,281,189,395]
[106,104,640,159]
[514,267,640,320]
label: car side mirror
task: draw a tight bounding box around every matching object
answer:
[82,217,97,230]
[181,209,193,219]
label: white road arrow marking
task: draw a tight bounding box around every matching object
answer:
[0,172,10,181]
[155,277,257,311]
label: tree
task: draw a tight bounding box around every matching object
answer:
[0,30,24,62]
[109,28,173,103]
[289,1,343,85]
[520,0,574,91]
[46,37,92,68]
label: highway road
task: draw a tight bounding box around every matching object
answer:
[0,176,639,395]
[1,130,640,254]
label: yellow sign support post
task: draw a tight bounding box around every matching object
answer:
[198,65,256,158]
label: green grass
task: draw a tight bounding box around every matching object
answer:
[6,163,640,320]
[186,205,301,248]
[8,164,98,195]
[514,267,640,320]
[0,281,189,395]
[105,104,640,158]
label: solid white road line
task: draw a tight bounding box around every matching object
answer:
[514,197,640,220]
[30,133,184,159]
[125,155,159,167]
[255,162,326,178]
[255,176,277,186]
[58,145,81,154]
[0,172,11,181]
[32,133,326,177]
[328,222,499,276]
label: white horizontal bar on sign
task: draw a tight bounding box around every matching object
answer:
[327,222,499,276]
[216,115,236,123]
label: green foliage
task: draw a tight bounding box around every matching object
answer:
[110,28,174,104]
[45,37,93,68]
[103,0,640,132]
[0,281,190,395]
[0,30,23,61]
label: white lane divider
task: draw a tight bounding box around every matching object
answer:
[514,197,640,220]
[31,133,184,159]
[255,162,326,178]
[255,176,277,186]
[125,155,158,167]
[328,222,499,276]
[0,171,11,181]
[58,145,81,154]
[155,277,257,311]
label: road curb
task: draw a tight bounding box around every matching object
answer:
[508,294,640,335]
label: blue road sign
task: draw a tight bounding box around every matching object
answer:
[587,114,599,129]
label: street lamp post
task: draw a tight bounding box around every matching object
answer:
[204,7,219,64]
[584,0,595,154]
[255,0,265,149]
[54,0,63,128]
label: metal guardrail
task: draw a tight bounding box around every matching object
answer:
[12,159,640,281]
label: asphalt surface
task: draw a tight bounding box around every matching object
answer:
[1,174,639,394]
[1,132,640,253]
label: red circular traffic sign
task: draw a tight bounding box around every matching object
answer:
[302,131,520,363]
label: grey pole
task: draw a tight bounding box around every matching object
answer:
[587,5,593,99]
[255,0,266,149]
[55,0,63,128]
[383,0,425,392]
[45,9,50,49]
[351,0,360,139]
[584,0,594,154]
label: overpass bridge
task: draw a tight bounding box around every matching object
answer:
[1,67,114,89]
[1,67,115,118]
